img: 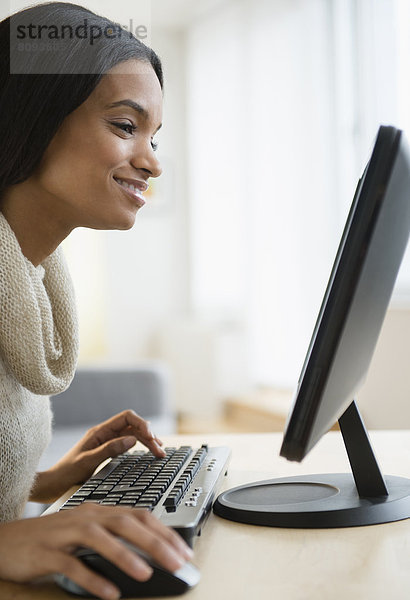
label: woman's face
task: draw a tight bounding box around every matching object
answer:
[32,59,163,231]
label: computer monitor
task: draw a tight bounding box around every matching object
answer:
[214,125,410,528]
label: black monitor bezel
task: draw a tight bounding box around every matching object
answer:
[280,126,402,462]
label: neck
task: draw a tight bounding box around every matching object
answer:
[0,182,73,266]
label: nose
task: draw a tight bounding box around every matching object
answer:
[131,140,162,179]
[150,153,162,178]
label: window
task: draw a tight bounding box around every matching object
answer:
[187,0,409,388]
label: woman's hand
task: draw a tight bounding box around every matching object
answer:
[31,410,167,503]
[0,504,193,600]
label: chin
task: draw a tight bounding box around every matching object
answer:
[117,220,136,231]
[109,208,140,230]
[91,211,139,231]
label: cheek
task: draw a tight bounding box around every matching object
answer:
[74,134,132,187]
[39,133,127,195]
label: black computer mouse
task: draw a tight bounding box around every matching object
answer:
[55,542,201,598]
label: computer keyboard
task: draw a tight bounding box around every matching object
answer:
[58,444,231,546]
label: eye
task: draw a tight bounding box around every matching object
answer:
[111,121,136,135]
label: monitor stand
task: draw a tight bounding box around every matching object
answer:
[213,400,410,527]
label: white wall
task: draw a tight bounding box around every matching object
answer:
[359,308,410,429]
[186,0,348,388]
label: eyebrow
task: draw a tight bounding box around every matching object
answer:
[105,99,162,132]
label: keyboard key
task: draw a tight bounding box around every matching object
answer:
[134,502,154,509]
[104,495,124,502]
[94,484,115,492]
[112,484,138,492]
[118,499,137,506]
[72,489,93,498]
[164,494,179,508]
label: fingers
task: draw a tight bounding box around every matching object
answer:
[131,509,194,561]
[86,433,165,468]
[68,521,154,580]
[97,512,184,575]
[116,411,166,457]
[107,508,194,568]
[86,410,166,458]
[139,435,166,458]
[70,504,193,566]
[52,550,122,600]
[58,505,193,597]
[85,435,137,465]
[96,410,152,438]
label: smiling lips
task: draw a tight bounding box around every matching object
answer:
[114,176,148,206]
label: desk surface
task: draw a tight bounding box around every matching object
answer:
[2,430,410,600]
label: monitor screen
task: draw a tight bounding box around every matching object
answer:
[214,125,410,528]
[280,125,410,462]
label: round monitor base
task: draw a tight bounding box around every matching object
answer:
[213,473,410,528]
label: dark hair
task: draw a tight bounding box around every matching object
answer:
[0,2,163,197]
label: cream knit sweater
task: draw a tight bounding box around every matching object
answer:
[0,212,79,522]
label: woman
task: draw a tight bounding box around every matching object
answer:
[0,3,192,599]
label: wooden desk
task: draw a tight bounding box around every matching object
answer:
[2,430,410,599]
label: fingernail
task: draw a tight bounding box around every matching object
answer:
[154,441,166,455]
[173,556,185,570]
[132,559,153,578]
[177,541,193,560]
[103,584,120,600]
[183,545,194,560]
